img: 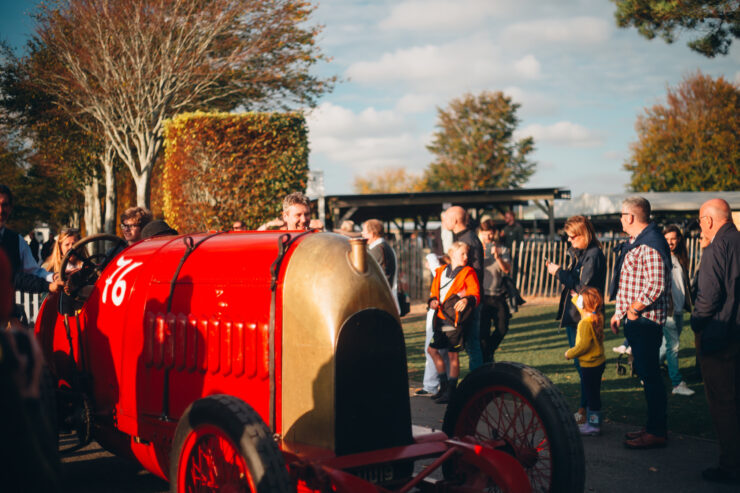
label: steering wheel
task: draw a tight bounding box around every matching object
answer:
[60,234,128,297]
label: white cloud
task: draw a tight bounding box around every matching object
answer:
[500,17,611,48]
[306,102,406,139]
[379,0,511,31]
[503,86,559,116]
[346,38,540,92]
[395,93,439,113]
[515,121,604,148]
[514,55,541,79]
[307,102,430,173]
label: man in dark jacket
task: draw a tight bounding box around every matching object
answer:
[691,198,740,484]
[442,206,484,370]
[0,185,62,316]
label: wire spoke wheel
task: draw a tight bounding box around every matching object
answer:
[443,362,585,493]
[455,386,551,491]
[180,425,253,493]
[171,395,291,493]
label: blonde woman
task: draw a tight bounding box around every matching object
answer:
[41,228,84,278]
[545,215,606,425]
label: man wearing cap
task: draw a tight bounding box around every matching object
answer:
[141,220,178,239]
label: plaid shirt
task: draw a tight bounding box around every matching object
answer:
[615,244,668,325]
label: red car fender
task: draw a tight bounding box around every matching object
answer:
[446,438,532,493]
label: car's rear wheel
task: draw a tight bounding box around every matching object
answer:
[170,395,290,493]
[443,362,585,493]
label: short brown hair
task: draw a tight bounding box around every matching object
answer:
[564,215,600,248]
[282,192,311,213]
[363,219,383,236]
[120,207,152,227]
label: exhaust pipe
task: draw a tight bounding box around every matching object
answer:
[349,238,368,273]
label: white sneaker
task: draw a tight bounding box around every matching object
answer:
[672,381,695,396]
[612,345,627,354]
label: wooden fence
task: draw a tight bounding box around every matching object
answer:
[512,237,704,299]
[395,236,705,301]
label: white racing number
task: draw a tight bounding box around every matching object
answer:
[102,256,143,306]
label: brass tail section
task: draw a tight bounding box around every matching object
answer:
[280,233,398,451]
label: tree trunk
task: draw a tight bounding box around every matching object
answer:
[134,167,152,210]
[83,177,102,236]
[102,147,117,234]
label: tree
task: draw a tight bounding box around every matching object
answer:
[33,0,334,209]
[0,42,114,235]
[353,168,424,194]
[625,71,740,191]
[423,91,536,191]
[613,0,740,57]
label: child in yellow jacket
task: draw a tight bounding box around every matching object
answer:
[565,286,605,435]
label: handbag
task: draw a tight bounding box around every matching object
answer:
[397,290,411,317]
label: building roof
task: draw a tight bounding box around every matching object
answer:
[526,192,740,220]
[320,187,571,229]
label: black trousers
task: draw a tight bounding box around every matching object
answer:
[698,339,740,473]
[480,294,510,363]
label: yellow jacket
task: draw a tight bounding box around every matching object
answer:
[565,316,605,368]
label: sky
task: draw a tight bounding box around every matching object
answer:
[2,1,738,198]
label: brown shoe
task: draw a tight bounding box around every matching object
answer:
[624,429,647,440]
[624,433,667,449]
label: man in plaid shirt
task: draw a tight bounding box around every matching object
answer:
[610,196,672,449]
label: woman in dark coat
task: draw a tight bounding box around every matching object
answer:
[546,215,606,425]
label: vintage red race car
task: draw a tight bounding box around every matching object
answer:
[35,230,584,492]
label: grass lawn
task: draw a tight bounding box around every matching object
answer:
[402,302,715,439]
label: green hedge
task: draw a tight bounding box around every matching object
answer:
[162,111,308,232]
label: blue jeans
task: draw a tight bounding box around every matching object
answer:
[566,325,587,409]
[464,305,483,371]
[624,317,667,437]
[659,314,684,387]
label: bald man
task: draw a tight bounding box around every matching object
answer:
[442,205,484,370]
[691,198,740,484]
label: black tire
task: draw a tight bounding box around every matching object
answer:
[443,362,585,493]
[170,395,291,493]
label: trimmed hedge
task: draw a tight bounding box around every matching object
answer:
[162,111,309,232]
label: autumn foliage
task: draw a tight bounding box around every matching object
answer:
[625,72,739,192]
[424,91,536,191]
[353,168,424,194]
[162,112,308,233]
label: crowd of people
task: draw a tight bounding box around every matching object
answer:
[402,195,737,484]
[1,182,738,485]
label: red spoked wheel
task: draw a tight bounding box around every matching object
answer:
[170,395,291,493]
[178,424,254,492]
[443,362,585,493]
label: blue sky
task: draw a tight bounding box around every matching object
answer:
[3,1,738,197]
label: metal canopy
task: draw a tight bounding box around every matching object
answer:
[320,187,571,237]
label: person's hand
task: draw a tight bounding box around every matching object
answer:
[48,279,64,293]
[429,299,439,310]
[564,350,570,360]
[454,297,468,312]
[546,261,560,276]
[610,314,621,335]
[626,309,639,321]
